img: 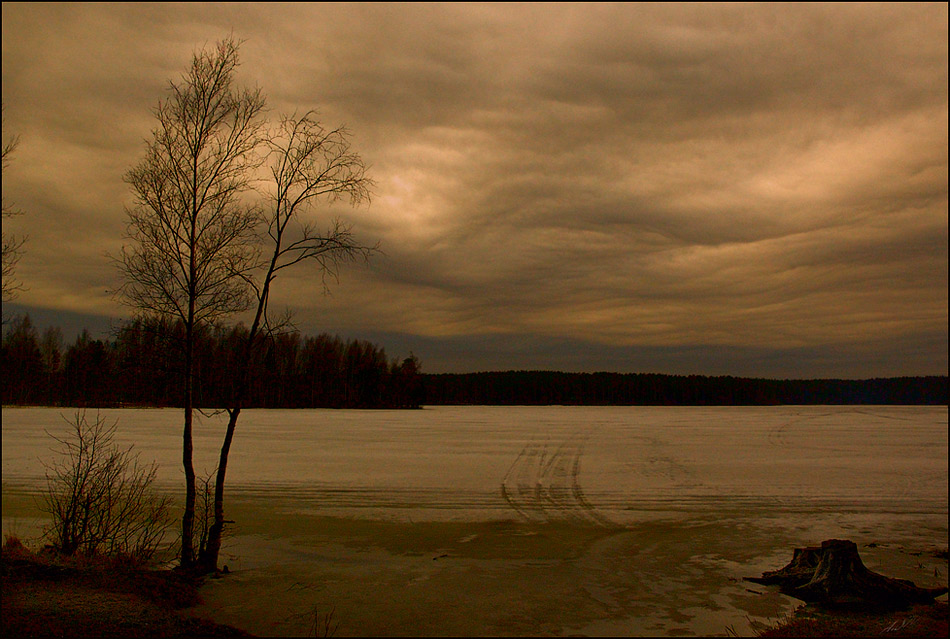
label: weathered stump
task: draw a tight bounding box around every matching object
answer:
[747,544,824,589]
[746,539,948,609]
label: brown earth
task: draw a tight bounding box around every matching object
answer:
[0,540,250,638]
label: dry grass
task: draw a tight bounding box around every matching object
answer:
[755,601,949,638]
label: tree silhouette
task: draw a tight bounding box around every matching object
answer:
[115,37,375,572]
[115,38,266,569]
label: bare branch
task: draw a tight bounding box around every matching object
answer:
[2,104,26,302]
[114,39,266,327]
[262,112,377,286]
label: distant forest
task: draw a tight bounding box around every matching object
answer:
[424,371,948,406]
[1,315,423,409]
[1,314,947,408]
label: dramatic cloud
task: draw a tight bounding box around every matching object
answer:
[2,3,947,376]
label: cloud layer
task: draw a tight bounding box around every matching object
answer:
[2,3,947,376]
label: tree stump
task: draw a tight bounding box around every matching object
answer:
[745,539,948,609]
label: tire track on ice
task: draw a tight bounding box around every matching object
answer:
[501,431,613,526]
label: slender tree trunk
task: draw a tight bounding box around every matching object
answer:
[180,207,199,570]
[180,311,197,569]
[200,405,240,571]
[199,275,273,572]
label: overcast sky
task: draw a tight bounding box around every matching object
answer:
[2,3,947,377]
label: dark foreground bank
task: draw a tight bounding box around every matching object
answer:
[0,538,249,638]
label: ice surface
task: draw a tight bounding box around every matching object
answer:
[3,405,947,636]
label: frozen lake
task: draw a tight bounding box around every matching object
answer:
[4,405,948,523]
[2,405,948,636]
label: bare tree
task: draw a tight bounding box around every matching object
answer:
[117,38,375,573]
[2,104,26,303]
[115,38,266,569]
[198,112,374,572]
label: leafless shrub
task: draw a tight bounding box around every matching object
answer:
[41,410,173,562]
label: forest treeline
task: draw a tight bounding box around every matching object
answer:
[424,371,948,405]
[1,315,423,409]
[2,314,946,408]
